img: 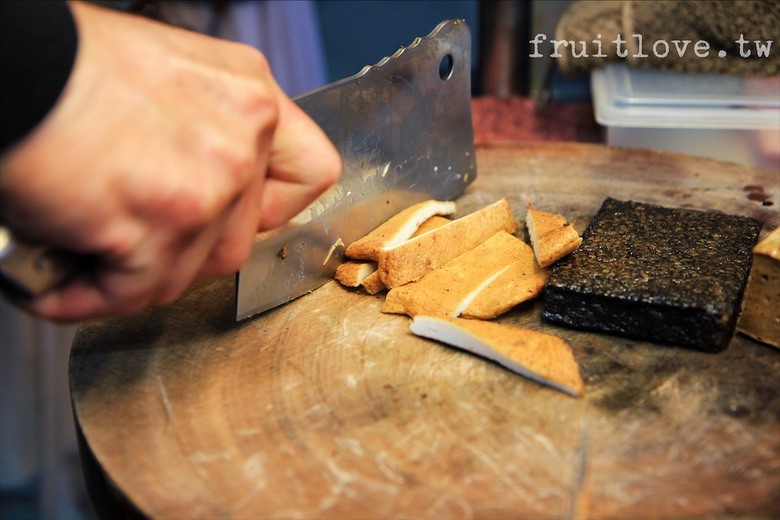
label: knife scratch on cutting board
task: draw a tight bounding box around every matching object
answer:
[155,375,175,421]
[375,451,405,484]
[305,402,334,427]
[460,441,522,491]
[428,493,474,520]
[345,373,359,389]
[567,424,590,520]
[235,428,262,437]
[318,460,355,513]
[189,449,235,464]
[233,453,268,510]
[407,431,443,462]
[318,459,400,515]
[334,436,365,457]
[392,423,440,455]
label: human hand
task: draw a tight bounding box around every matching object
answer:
[0,1,341,322]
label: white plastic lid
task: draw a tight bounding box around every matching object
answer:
[592,65,780,129]
[606,64,780,108]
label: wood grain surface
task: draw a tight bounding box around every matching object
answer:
[70,143,780,519]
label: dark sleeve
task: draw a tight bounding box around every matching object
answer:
[0,1,78,152]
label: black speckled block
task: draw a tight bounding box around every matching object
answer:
[543,198,762,352]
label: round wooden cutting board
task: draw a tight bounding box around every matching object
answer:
[70,143,780,519]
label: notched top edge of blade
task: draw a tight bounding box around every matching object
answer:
[373,19,468,66]
[293,19,469,102]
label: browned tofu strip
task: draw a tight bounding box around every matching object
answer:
[335,261,377,287]
[344,215,453,295]
[410,316,584,397]
[360,270,385,295]
[526,207,582,268]
[382,231,528,318]
[365,215,452,295]
[345,200,456,261]
[461,243,547,319]
[737,226,780,348]
[379,198,517,288]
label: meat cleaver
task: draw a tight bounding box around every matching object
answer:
[235,19,476,320]
[0,20,476,320]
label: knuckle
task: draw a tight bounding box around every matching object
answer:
[239,43,272,76]
[243,88,280,135]
[90,223,144,264]
[233,48,280,126]
[196,126,258,192]
[163,185,221,230]
[155,167,236,231]
[216,143,256,185]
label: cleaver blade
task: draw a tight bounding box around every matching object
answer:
[236,19,477,321]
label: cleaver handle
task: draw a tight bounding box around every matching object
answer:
[0,225,81,299]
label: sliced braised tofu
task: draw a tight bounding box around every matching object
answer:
[338,214,452,294]
[410,316,584,397]
[526,207,582,268]
[360,270,386,295]
[335,261,377,287]
[361,215,453,294]
[379,198,517,288]
[461,245,547,319]
[738,226,780,348]
[345,200,456,261]
[382,231,529,318]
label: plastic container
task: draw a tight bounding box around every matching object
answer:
[591,64,780,170]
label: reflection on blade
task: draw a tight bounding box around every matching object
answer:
[236,19,476,320]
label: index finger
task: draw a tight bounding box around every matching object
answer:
[257,94,342,231]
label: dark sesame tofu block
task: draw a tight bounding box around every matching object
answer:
[543,198,762,352]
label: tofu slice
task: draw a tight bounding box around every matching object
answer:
[360,270,386,295]
[526,207,582,268]
[379,198,517,288]
[335,261,377,287]
[461,249,547,319]
[410,316,584,397]
[737,226,780,348]
[382,231,527,318]
[342,215,453,295]
[361,215,453,294]
[345,200,456,261]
